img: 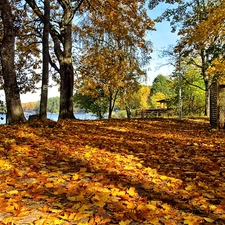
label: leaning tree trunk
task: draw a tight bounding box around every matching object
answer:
[0,0,26,124]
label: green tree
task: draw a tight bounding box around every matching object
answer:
[150,74,172,97]
[149,74,173,108]
[148,0,225,116]
[74,90,108,119]
[47,97,60,114]
[172,62,205,116]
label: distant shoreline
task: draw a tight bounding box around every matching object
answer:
[0,112,97,124]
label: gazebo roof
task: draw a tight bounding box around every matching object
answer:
[156,99,170,103]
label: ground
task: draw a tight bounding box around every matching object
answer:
[0,118,225,225]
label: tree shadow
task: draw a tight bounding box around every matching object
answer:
[0,118,225,224]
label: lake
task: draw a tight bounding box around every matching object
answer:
[0,113,97,124]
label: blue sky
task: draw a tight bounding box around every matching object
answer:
[20,2,178,103]
[146,3,178,85]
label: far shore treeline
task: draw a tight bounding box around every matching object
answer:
[22,97,60,114]
[1,73,207,119]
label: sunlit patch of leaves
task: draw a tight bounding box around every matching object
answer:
[0,118,225,224]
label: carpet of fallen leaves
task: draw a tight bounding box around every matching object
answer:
[0,118,225,225]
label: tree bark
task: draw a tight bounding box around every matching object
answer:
[0,0,26,124]
[58,7,75,120]
[40,0,50,120]
[25,0,84,120]
[59,61,75,119]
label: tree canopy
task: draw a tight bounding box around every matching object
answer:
[0,0,155,123]
[148,0,225,116]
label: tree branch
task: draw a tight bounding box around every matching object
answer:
[181,73,206,91]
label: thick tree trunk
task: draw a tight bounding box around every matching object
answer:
[0,0,26,124]
[25,0,81,120]
[58,10,75,120]
[58,62,75,119]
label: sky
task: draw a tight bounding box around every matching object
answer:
[145,2,178,85]
[19,3,178,103]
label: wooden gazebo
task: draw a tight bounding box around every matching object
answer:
[156,99,170,109]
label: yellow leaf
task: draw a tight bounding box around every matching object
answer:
[183,215,203,225]
[160,175,168,180]
[111,189,126,197]
[7,190,19,195]
[149,217,159,223]
[6,205,15,213]
[68,212,76,220]
[124,201,135,209]
[33,218,47,225]
[142,183,151,189]
[38,205,49,213]
[13,202,20,210]
[88,218,95,225]
[119,220,131,225]
[72,173,79,181]
[2,217,14,224]
[136,163,142,169]
[127,187,136,197]
[204,217,215,223]
[67,196,77,201]
[17,211,30,217]
[45,183,54,188]
[54,218,64,224]
[60,213,69,220]
[161,203,171,212]
[137,204,147,211]
[51,208,62,213]
[74,212,84,220]
[147,203,157,211]
[91,195,105,207]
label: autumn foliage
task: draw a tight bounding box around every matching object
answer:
[0,119,225,224]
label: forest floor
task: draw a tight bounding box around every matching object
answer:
[0,118,225,225]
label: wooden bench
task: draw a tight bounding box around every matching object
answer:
[135,108,174,118]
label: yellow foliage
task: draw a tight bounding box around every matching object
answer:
[151,92,166,108]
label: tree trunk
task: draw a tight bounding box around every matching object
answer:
[205,83,210,117]
[40,0,50,120]
[25,0,84,120]
[58,8,75,120]
[108,92,113,119]
[203,76,210,117]
[0,0,26,124]
[108,88,118,119]
[58,62,75,119]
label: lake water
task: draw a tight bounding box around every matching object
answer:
[0,113,97,124]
